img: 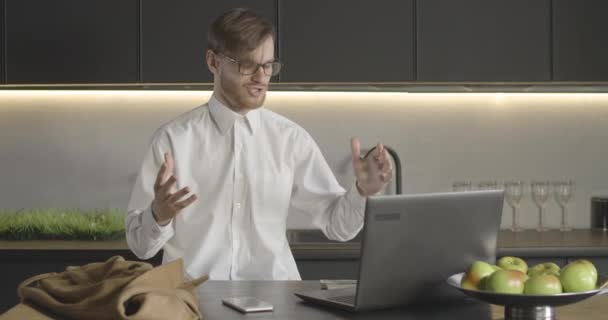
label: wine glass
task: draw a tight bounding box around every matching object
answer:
[477,181,499,190]
[504,181,524,232]
[553,180,574,231]
[453,181,473,192]
[531,181,551,232]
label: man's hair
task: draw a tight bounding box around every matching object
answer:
[208,8,275,59]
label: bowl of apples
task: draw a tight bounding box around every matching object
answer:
[447,257,608,320]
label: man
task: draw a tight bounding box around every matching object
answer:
[126,8,393,280]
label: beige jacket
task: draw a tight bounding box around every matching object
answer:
[2,256,207,320]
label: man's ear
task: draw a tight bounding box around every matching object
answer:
[206,50,219,75]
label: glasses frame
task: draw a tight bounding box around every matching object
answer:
[217,52,282,77]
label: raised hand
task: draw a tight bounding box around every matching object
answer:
[151,153,197,225]
[351,137,393,197]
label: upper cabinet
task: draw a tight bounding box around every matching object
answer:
[5,0,138,84]
[1,0,5,84]
[141,0,275,83]
[1,1,606,84]
[279,0,414,82]
[553,0,608,81]
[417,0,551,82]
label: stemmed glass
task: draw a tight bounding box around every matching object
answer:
[531,181,551,232]
[453,181,473,192]
[478,181,499,190]
[553,180,575,231]
[504,181,524,232]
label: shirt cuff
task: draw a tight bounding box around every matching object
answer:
[142,206,174,240]
[346,183,367,216]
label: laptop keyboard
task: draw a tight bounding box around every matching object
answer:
[328,295,356,305]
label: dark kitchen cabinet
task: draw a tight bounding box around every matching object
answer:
[417,0,551,81]
[5,0,138,84]
[141,0,276,83]
[1,0,5,83]
[553,0,608,81]
[279,0,414,82]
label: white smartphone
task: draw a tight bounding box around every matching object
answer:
[221,296,274,313]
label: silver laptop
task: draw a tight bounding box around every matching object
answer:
[294,190,504,311]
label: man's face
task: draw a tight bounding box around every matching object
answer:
[209,37,275,114]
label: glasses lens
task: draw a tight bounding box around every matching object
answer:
[236,59,282,76]
[238,61,258,75]
[270,62,282,76]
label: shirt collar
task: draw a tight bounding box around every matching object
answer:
[208,95,260,136]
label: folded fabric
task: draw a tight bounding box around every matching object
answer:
[17,256,208,320]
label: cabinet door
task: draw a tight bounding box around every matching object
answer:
[5,0,138,84]
[280,0,414,82]
[1,0,5,84]
[417,0,551,81]
[553,0,608,81]
[141,0,276,83]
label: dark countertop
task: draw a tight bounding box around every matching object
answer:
[288,229,608,259]
[1,229,607,260]
[4,281,607,319]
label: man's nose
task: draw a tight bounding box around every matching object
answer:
[251,65,267,81]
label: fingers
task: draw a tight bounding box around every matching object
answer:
[165,153,174,178]
[369,144,391,170]
[351,137,365,177]
[168,186,191,203]
[372,143,383,159]
[159,176,177,200]
[154,162,168,191]
[174,194,198,210]
[381,169,393,183]
[378,149,392,171]
[167,189,197,210]
[351,137,361,162]
[154,152,174,191]
[152,184,197,224]
[371,144,393,182]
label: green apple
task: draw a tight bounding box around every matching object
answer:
[497,256,528,274]
[485,270,528,294]
[461,261,496,290]
[524,274,563,295]
[528,262,561,277]
[560,259,598,292]
[491,265,503,272]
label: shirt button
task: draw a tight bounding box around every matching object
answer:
[235,203,241,209]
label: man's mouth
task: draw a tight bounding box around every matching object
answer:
[246,85,266,97]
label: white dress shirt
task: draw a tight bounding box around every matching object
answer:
[126,96,365,280]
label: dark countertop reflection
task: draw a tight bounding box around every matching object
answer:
[288,229,608,259]
[198,280,494,320]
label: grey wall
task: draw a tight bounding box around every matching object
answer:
[1,91,608,230]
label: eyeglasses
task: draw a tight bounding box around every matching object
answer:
[217,52,282,76]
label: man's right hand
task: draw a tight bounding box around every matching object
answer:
[151,152,198,226]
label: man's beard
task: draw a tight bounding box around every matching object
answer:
[220,77,266,111]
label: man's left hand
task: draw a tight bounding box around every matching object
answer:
[351,137,393,197]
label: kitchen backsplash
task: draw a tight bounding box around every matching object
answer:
[1,90,607,230]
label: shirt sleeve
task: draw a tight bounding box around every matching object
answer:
[125,130,175,259]
[289,129,366,241]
